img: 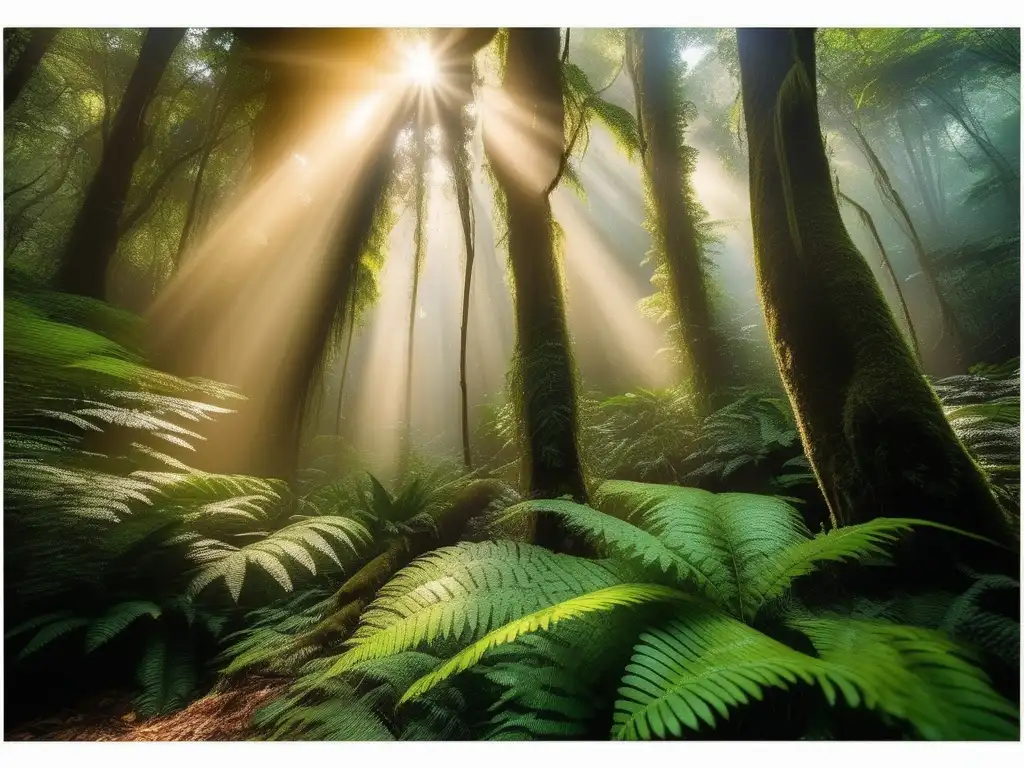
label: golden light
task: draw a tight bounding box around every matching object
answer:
[404,43,438,88]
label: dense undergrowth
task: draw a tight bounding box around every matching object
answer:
[4,286,1020,740]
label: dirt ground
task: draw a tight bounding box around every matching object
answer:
[5,677,286,742]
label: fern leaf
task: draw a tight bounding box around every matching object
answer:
[326,541,629,676]
[401,584,688,703]
[18,617,90,659]
[613,604,830,739]
[788,614,1019,740]
[593,480,807,619]
[85,601,162,652]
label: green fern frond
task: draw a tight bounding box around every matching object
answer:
[401,584,688,704]
[85,601,162,652]
[189,516,369,601]
[17,617,90,659]
[613,604,832,739]
[325,541,629,676]
[133,635,199,718]
[593,480,807,619]
[788,614,1019,740]
[494,498,708,587]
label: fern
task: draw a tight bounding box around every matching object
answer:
[189,516,371,601]
[593,480,807,619]
[133,634,199,718]
[85,600,163,652]
[613,603,1018,740]
[788,614,1019,740]
[400,584,688,703]
[325,541,630,675]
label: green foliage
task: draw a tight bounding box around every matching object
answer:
[614,605,1016,740]
[3,288,376,719]
[238,477,1017,742]
[325,541,630,675]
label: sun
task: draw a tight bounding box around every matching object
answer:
[404,42,438,88]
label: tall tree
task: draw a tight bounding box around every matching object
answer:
[401,133,428,475]
[485,28,588,527]
[4,28,58,112]
[628,27,732,415]
[55,28,185,299]
[433,28,493,469]
[736,29,1012,558]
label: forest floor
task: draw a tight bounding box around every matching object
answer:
[5,677,284,742]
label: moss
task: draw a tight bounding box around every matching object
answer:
[737,29,1015,568]
[633,28,734,415]
[485,29,589,548]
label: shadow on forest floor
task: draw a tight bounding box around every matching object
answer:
[6,677,283,742]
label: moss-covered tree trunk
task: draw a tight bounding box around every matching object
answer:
[737,28,1013,554]
[631,28,732,415]
[56,28,185,300]
[484,28,588,537]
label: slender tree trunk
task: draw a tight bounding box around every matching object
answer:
[843,117,967,371]
[433,30,482,470]
[335,275,358,435]
[631,28,732,415]
[4,28,58,111]
[175,64,234,263]
[737,28,1012,556]
[401,140,428,476]
[55,28,185,299]
[896,110,942,234]
[836,185,922,362]
[927,85,1018,188]
[484,28,588,529]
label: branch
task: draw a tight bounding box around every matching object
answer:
[544,53,627,196]
[118,121,248,236]
[561,29,571,64]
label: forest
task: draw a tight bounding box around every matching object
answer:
[1,26,1021,742]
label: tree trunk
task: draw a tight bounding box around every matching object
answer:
[433,30,481,470]
[484,28,588,537]
[896,109,942,234]
[631,28,732,415]
[836,184,921,362]
[4,28,58,111]
[401,139,428,476]
[737,28,1012,558]
[55,28,185,299]
[175,63,234,263]
[843,117,967,373]
[335,275,358,435]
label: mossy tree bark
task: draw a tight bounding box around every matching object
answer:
[484,28,588,539]
[737,29,1013,558]
[631,28,733,415]
[55,28,185,300]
